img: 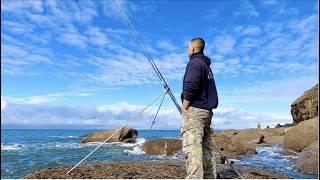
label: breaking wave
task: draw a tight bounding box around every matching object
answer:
[1,144,24,151]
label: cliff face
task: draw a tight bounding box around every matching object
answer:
[291,84,318,124]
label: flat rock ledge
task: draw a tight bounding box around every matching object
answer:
[24,160,289,179]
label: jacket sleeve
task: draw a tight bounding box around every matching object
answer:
[183,61,201,102]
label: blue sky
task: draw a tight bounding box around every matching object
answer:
[1,0,318,130]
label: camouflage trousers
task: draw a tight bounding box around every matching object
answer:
[181,106,217,179]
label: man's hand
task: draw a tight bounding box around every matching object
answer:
[182,99,191,111]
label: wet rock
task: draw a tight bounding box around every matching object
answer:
[142,139,182,156]
[283,117,318,152]
[291,84,318,124]
[81,128,138,143]
[296,141,319,175]
[24,160,289,179]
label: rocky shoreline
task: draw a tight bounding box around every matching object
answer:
[24,160,289,179]
[24,84,319,179]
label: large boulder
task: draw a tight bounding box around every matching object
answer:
[296,141,319,175]
[81,128,138,143]
[291,84,318,124]
[260,128,286,145]
[214,127,288,146]
[283,117,318,152]
[230,128,264,146]
[211,134,256,159]
[142,139,182,156]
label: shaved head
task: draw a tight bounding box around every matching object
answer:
[188,37,205,57]
[191,37,205,52]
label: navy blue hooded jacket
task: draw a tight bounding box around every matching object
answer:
[181,52,218,110]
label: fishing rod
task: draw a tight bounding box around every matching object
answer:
[121,14,182,115]
[121,12,243,179]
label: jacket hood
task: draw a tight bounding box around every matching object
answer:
[191,53,211,66]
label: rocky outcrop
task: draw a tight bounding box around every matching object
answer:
[81,128,138,143]
[230,128,264,146]
[142,139,182,156]
[214,127,288,146]
[283,117,318,152]
[296,141,319,175]
[211,134,257,160]
[260,128,286,145]
[291,84,318,124]
[24,160,289,179]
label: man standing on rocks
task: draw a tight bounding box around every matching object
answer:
[181,37,219,179]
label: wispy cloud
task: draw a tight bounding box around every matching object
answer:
[57,30,88,49]
[156,39,177,51]
[219,76,318,107]
[210,35,236,54]
[234,0,259,17]
[1,0,44,13]
[3,92,94,105]
[241,25,261,36]
[260,0,279,6]
[1,43,52,75]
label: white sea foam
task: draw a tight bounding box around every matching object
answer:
[120,137,146,147]
[83,137,146,148]
[1,144,23,150]
[256,146,281,156]
[124,145,145,155]
[68,136,79,138]
[122,138,147,155]
[228,158,240,162]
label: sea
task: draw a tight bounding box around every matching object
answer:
[1,129,318,179]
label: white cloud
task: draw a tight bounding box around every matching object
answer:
[156,39,177,51]
[101,0,130,19]
[241,38,261,48]
[241,25,261,35]
[2,20,35,34]
[213,107,292,129]
[1,42,52,75]
[70,51,187,89]
[202,9,220,20]
[74,1,97,23]
[100,0,157,20]
[234,0,259,17]
[57,33,88,49]
[208,14,318,78]
[1,0,44,13]
[220,76,318,106]
[1,97,7,111]
[260,0,279,6]
[211,35,236,54]
[1,99,292,130]
[86,27,110,47]
[5,94,63,105]
[3,92,95,105]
